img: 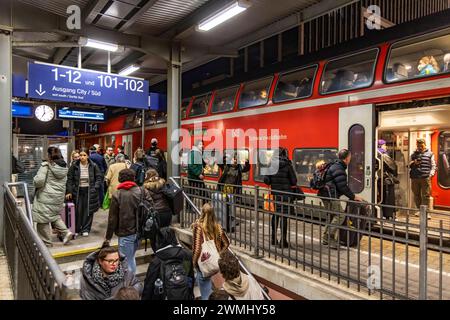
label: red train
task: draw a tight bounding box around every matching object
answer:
[82,26,450,212]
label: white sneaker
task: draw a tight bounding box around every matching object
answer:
[63,232,73,245]
[427,214,432,220]
[82,232,89,237]
[414,211,420,217]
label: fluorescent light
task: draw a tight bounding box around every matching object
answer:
[198,1,249,31]
[79,37,119,52]
[405,64,412,70]
[119,64,140,76]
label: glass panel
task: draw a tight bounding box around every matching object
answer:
[282,27,299,60]
[180,149,189,173]
[224,149,250,181]
[273,66,316,102]
[203,149,220,177]
[320,49,378,94]
[181,98,190,120]
[293,149,338,187]
[438,131,450,188]
[211,86,238,113]
[248,42,261,70]
[254,149,279,182]
[189,94,210,117]
[264,35,278,66]
[386,30,450,83]
[348,124,365,193]
[238,77,272,109]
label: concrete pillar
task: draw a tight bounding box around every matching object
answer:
[166,42,182,178]
[0,1,13,246]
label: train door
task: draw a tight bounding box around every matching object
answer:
[339,104,375,202]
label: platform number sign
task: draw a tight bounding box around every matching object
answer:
[88,123,98,133]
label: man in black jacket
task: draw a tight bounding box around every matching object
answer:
[318,149,363,248]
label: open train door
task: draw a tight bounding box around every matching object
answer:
[339,104,375,203]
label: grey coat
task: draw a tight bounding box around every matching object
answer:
[32,161,68,224]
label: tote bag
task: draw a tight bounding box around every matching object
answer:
[197,230,220,278]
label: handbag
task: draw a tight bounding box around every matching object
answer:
[263,193,275,212]
[102,190,111,210]
[197,230,220,278]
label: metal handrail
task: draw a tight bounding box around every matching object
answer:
[5,181,33,224]
[169,177,272,300]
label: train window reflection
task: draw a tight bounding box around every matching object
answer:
[181,98,190,120]
[211,86,239,113]
[348,124,365,194]
[238,77,273,109]
[438,131,450,188]
[189,94,210,117]
[273,66,316,102]
[254,149,279,182]
[293,148,338,187]
[386,29,450,83]
[320,49,378,94]
[203,149,220,177]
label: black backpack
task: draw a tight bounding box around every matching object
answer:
[154,253,194,300]
[310,162,333,190]
[146,155,159,169]
[131,162,146,186]
[137,187,158,250]
[161,182,183,215]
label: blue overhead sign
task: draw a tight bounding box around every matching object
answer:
[57,109,105,121]
[28,62,149,109]
[12,103,33,118]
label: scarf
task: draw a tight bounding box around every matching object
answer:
[223,272,249,298]
[92,261,125,297]
[117,181,137,190]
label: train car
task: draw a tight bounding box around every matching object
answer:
[82,25,450,214]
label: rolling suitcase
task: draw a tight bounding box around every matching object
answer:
[60,202,76,234]
[339,201,372,247]
[211,192,236,232]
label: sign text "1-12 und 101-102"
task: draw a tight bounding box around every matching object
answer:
[50,68,145,92]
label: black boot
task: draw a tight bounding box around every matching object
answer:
[271,236,278,246]
[279,239,289,249]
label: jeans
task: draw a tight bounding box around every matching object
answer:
[321,199,346,243]
[196,270,212,300]
[119,234,139,275]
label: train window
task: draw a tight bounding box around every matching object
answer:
[189,94,210,117]
[348,124,365,194]
[203,149,220,177]
[254,149,279,182]
[293,148,338,187]
[181,98,190,120]
[320,49,378,94]
[211,86,239,114]
[386,29,450,83]
[273,66,317,103]
[224,149,250,181]
[238,77,273,109]
[438,131,450,188]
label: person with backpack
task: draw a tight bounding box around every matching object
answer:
[192,203,229,300]
[146,138,159,157]
[263,148,299,249]
[143,169,172,229]
[105,154,129,200]
[131,148,150,186]
[317,149,363,249]
[104,168,151,275]
[141,227,194,300]
[154,149,167,180]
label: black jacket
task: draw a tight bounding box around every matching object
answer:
[156,159,167,180]
[66,159,102,214]
[263,157,298,198]
[318,159,355,200]
[218,159,250,192]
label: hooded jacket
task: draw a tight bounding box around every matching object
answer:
[66,159,102,215]
[187,146,205,180]
[318,159,355,200]
[263,156,298,197]
[141,228,194,300]
[223,272,264,300]
[32,160,68,224]
[144,177,171,212]
[79,251,142,300]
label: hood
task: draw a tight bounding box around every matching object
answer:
[82,251,127,287]
[277,156,290,169]
[223,272,249,297]
[144,177,165,191]
[117,181,137,190]
[44,161,68,179]
[154,227,178,251]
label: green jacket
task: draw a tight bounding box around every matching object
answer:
[187,147,204,179]
[32,161,68,224]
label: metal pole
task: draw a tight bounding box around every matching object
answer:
[254,186,260,257]
[107,51,111,74]
[141,109,145,149]
[419,204,428,300]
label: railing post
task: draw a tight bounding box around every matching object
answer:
[253,186,260,257]
[419,205,428,300]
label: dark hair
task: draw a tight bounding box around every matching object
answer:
[118,145,124,151]
[114,287,140,300]
[279,147,288,158]
[218,250,240,281]
[89,146,97,152]
[209,288,230,300]
[118,168,136,183]
[47,146,63,161]
[97,246,119,261]
[79,147,89,155]
[338,149,351,160]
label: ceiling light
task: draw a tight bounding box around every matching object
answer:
[119,64,140,76]
[78,37,119,52]
[197,0,250,32]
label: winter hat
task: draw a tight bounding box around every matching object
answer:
[377,139,386,147]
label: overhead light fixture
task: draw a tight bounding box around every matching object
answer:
[197,0,250,32]
[78,37,119,52]
[119,64,140,76]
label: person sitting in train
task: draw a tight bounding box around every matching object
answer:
[386,63,409,81]
[417,55,440,76]
[275,81,297,100]
[443,53,450,72]
[257,89,268,104]
[354,73,369,88]
[326,69,354,92]
[296,77,312,97]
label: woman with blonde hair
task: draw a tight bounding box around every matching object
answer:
[143,168,172,228]
[192,203,229,300]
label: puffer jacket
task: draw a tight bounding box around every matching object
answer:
[144,178,171,212]
[79,251,142,300]
[32,160,68,224]
[263,156,297,197]
[318,159,355,200]
[66,159,102,215]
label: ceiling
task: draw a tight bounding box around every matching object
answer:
[8,0,344,84]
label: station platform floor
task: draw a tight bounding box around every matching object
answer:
[0,248,14,300]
